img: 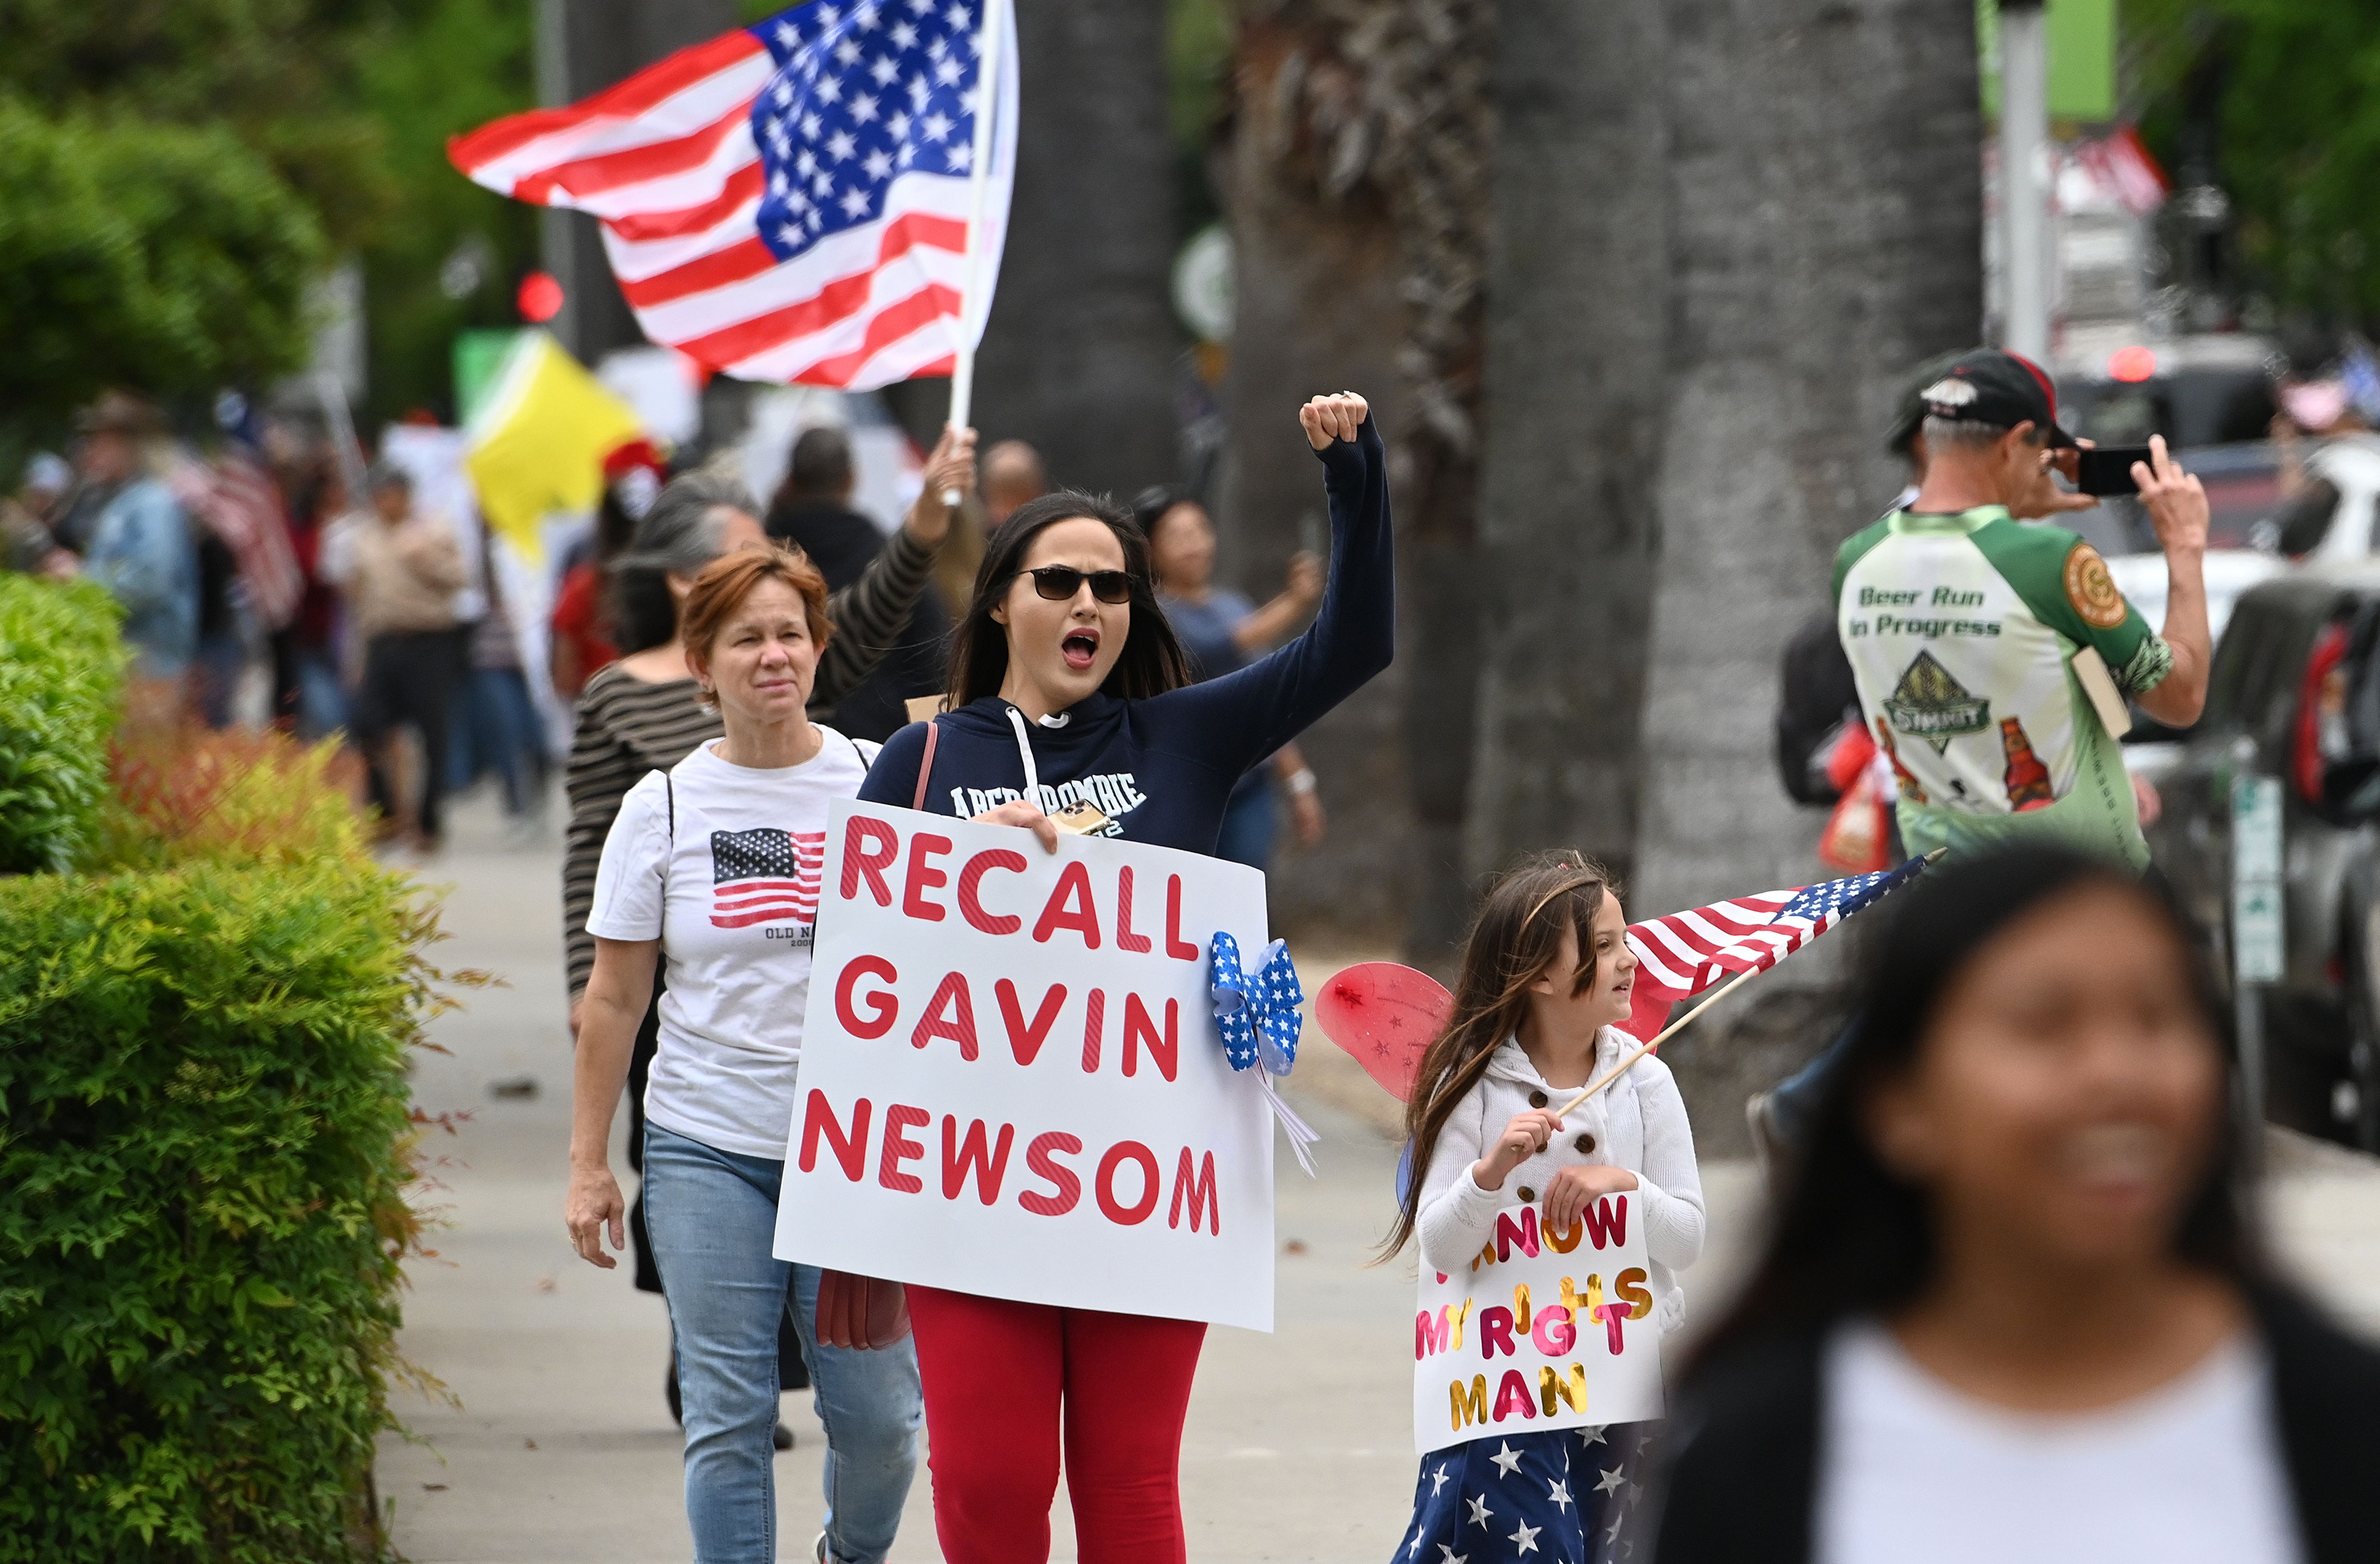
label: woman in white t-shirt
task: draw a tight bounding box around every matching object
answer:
[568,544,920,1564]
[1652,843,2380,1564]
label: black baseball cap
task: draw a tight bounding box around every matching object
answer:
[1917,348,2077,448]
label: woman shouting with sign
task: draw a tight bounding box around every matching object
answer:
[856,392,1393,1562]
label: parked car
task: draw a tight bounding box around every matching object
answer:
[2144,561,2380,1149]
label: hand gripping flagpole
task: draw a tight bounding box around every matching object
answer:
[941,0,1007,506]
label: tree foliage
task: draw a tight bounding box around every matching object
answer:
[0,106,327,427]
[2131,0,2380,324]
[0,0,538,430]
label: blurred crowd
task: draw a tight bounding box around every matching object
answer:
[1,389,1334,871]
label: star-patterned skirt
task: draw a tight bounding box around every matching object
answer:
[1390,1422,1653,1564]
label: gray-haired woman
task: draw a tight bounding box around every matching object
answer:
[560,429,975,1420]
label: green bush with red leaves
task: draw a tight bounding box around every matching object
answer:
[1,659,447,1559]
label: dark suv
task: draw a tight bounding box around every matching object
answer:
[2145,561,2380,1148]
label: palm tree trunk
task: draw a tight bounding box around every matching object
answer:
[966,1,1181,495]
[1464,0,1673,898]
[1628,0,1982,1146]
[1213,11,1418,944]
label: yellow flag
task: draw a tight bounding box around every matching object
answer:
[464,332,644,563]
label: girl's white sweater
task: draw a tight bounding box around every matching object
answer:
[1415,1027,1707,1333]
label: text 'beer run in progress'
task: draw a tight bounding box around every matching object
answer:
[1834,504,2173,868]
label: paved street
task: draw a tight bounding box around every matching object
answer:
[378,788,2380,1562]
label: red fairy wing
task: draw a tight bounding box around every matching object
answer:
[1313,962,1455,1103]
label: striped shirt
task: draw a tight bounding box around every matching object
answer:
[562,526,932,1000]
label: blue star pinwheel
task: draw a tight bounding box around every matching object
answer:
[1210,931,1303,1076]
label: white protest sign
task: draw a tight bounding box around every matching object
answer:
[772,799,1277,1331]
[1413,1197,1663,1452]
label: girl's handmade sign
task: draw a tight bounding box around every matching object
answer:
[1414,1197,1664,1451]
[772,799,1277,1330]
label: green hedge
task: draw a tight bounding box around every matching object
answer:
[0,574,125,873]
[0,732,440,1561]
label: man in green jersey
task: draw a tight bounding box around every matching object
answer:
[1833,347,2213,869]
[1750,350,2213,1169]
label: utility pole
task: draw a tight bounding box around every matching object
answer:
[1998,0,2050,359]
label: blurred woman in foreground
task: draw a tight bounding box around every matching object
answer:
[1653,843,2380,1564]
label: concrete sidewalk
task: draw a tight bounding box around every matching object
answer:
[379,790,2380,1562]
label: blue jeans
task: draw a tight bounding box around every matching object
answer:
[643,1123,922,1564]
[447,665,546,814]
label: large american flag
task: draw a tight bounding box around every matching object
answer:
[1618,857,1932,1041]
[710,827,827,928]
[449,0,1017,388]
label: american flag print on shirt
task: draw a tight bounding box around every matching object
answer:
[446,0,1018,389]
[710,828,826,928]
[1618,857,1930,1041]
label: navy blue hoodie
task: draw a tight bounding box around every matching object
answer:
[858,417,1393,852]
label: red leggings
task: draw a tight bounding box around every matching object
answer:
[905,1285,1206,1564]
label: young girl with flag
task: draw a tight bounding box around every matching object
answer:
[1383,852,1708,1564]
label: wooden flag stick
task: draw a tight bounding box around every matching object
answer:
[1552,965,1764,1119]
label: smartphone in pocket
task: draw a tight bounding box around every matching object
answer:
[2075,444,2155,496]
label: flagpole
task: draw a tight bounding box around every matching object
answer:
[941,0,1005,505]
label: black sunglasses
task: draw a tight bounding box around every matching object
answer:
[1018,565,1135,604]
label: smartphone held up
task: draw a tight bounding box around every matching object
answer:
[2074,444,2154,497]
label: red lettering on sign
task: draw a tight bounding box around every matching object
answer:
[1122,993,1178,1082]
[1115,866,1153,952]
[1095,1140,1161,1225]
[841,816,900,905]
[1018,1132,1082,1216]
[799,1090,872,1181]
[1032,860,1102,948]
[909,970,978,1060]
[835,955,899,1039]
[1530,1304,1576,1357]
[956,848,1027,935]
[1417,1308,1452,1360]
[1582,1194,1629,1250]
[1079,987,1105,1073]
[1163,874,1199,961]
[1591,1300,1632,1355]
[1478,1305,1517,1360]
[1168,1147,1219,1234]
[1494,1206,1541,1262]
[1493,1368,1539,1422]
[879,1103,929,1194]
[902,833,953,921]
[994,979,1066,1067]
[940,1115,1015,1205]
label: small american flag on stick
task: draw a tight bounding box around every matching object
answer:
[710,827,826,928]
[1619,856,1935,1044]
[1550,855,1937,1115]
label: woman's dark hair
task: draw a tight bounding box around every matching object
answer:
[1687,843,2255,1383]
[1380,851,1618,1261]
[943,488,1193,706]
[606,470,758,655]
[1130,484,1195,540]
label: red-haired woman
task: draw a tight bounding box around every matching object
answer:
[568,545,921,1564]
